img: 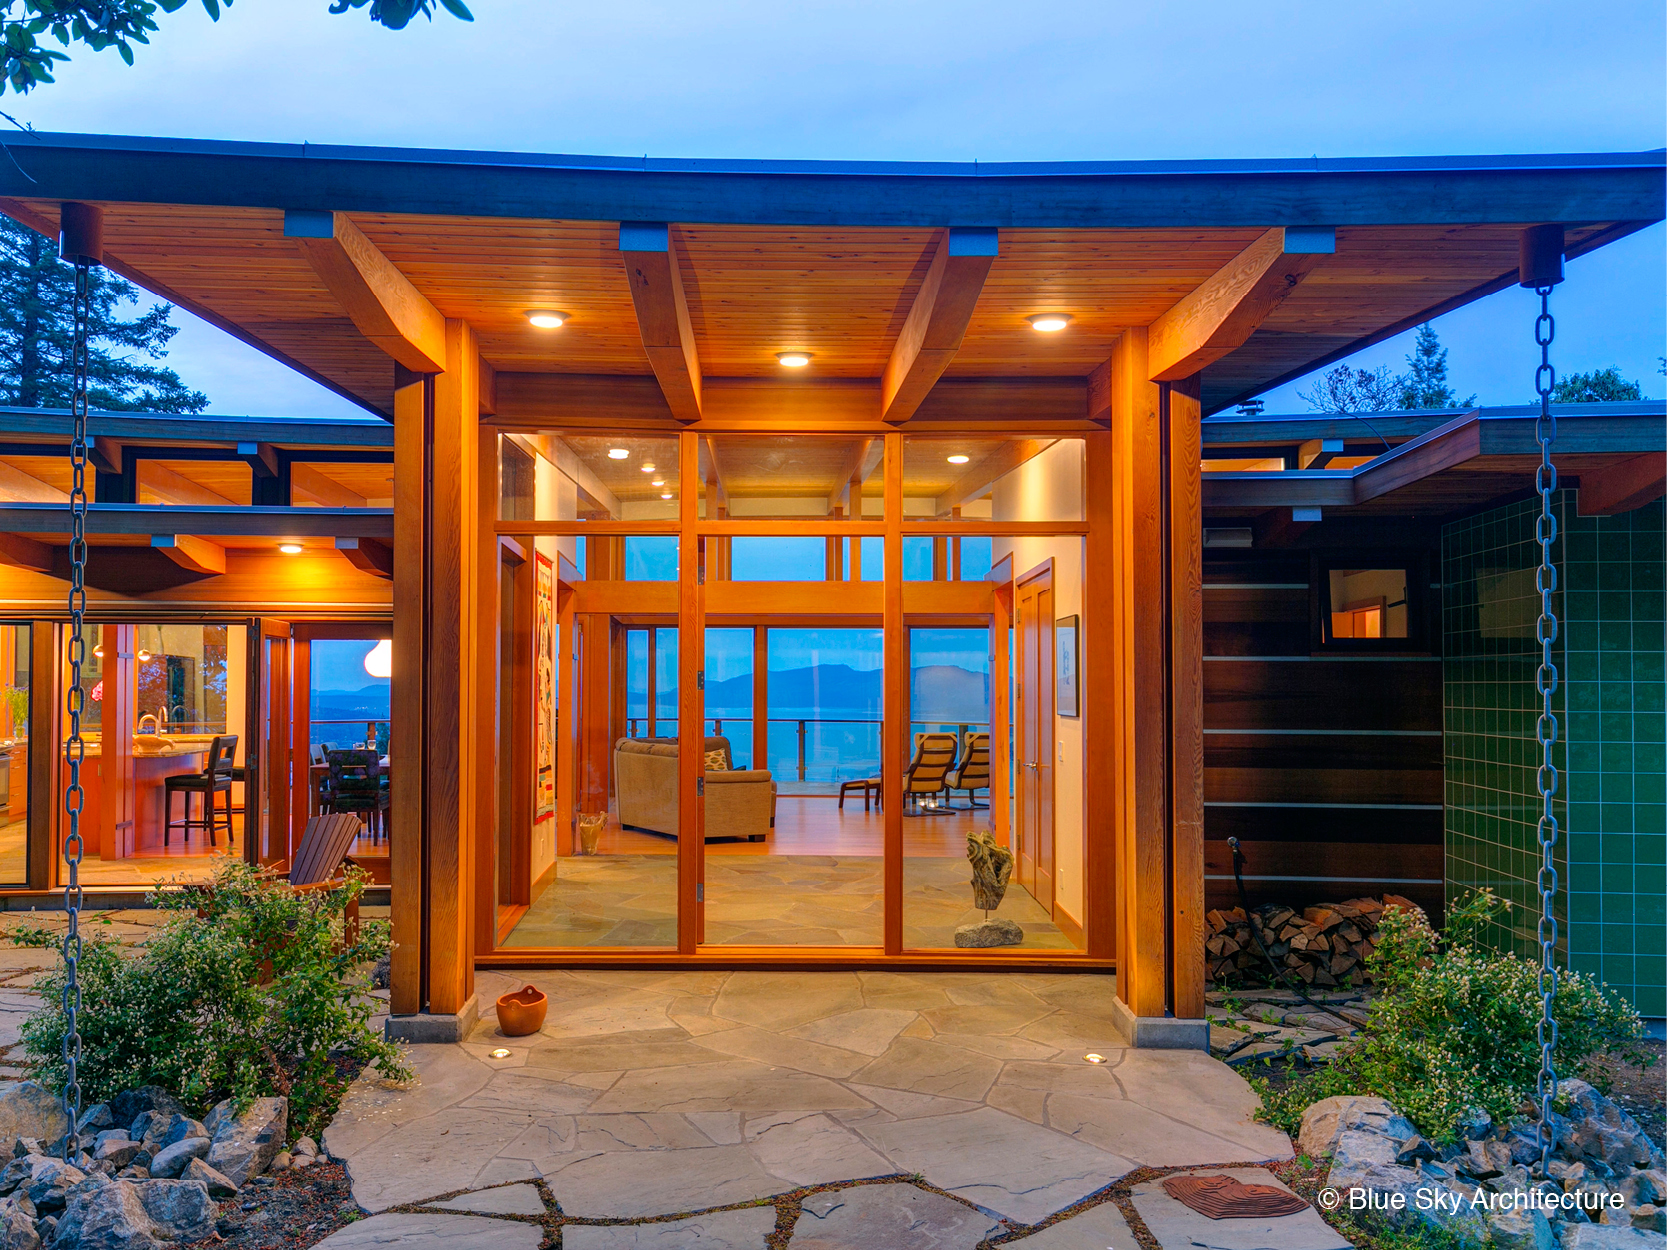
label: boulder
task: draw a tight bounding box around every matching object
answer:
[180,1158,236,1199]
[49,1176,165,1250]
[9,1142,39,1162]
[205,1098,286,1187]
[952,917,1024,948]
[1490,1208,1557,1250]
[1,1203,39,1250]
[1458,1107,1493,1140]
[24,1161,84,1213]
[146,1137,208,1180]
[1558,1225,1667,1250]
[91,1139,141,1171]
[0,1088,65,1152]
[109,1089,185,1134]
[75,1106,114,1137]
[0,1157,37,1197]
[292,1136,318,1159]
[154,1117,205,1152]
[1297,1095,1418,1159]
[1326,1130,1488,1239]
[132,1179,214,1242]
[1630,1206,1665,1234]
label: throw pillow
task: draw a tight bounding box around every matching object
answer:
[703,748,730,772]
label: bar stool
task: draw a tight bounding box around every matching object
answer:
[164,735,237,847]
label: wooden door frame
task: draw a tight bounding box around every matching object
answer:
[1014,558,1056,916]
[250,618,293,867]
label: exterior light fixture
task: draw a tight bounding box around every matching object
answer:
[607,448,630,460]
[777,351,813,368]
[947,454,970,465]
[364,639,392,679]
[488,1048,511,1059]
[136,649,153,663]
[278,542,304,555]
[525,310,567,329]
[1084,1052,1106,1064]
[1027,313,1071,333]
[93,644,105,659]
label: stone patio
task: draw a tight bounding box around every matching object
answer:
[324,968,1294,1243]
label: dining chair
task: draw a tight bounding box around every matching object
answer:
[164,734,238,847]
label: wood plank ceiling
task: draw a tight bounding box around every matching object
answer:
[3,198,1625,420]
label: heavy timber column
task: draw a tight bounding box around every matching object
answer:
[389,322,482,1038]
[1105,330,1206,1045]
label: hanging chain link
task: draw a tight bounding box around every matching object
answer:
[60,258,91,1163]
[1532,285,1561,1175]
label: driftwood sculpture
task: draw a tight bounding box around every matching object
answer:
[966,829,1014,915]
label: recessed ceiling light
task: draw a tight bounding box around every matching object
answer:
[947,454,970,465]
[660,492,673,500]
[651,478,665,486]
[640,463,656,473]
[1028,313,1072,333]
[278,542,304,555]
[607,448,630,460]
[777,351,813,368]
[525,310,567,329]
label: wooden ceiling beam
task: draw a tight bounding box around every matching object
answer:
[879,228,998,424]
[933,438,1057,516]
[291,462,367,508]
[1575,452,1665,515]
[516,433,622,517]
[336,536,393,579]
[620,222,703,423]
[136,461,238,507]
[703,436,731,516]
[824,437,878,515]
[1147,226,1334,382]
[286,209,447,374]
[0,459,66,503]
[150,533,226,576]
[0,532,52,573]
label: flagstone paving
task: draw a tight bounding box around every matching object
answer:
[324,968,1292,1241]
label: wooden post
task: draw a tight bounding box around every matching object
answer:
[474,419,500,955]
[390,367,428,1014]
[27,623,58,890]
[100,624,134,860]
[678,430,703,952]
[882,432,904,953]
[1085,430,1115,958]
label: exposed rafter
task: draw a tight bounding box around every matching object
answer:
[291,463,367,508]
[0,459,65,503]
[287,209,448,374]
[336,536,394,579]
[136,461,238,507]
[824,437,881,515]
[1576,452,1664,515]
[150,533,226,576]
[879,228,998,424]
[0,532,52,572]
[702,436,730,516]
[620,223,703,423]
[1147,227,1333,382]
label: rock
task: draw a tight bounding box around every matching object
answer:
[1558,1225,1667,1250]
[1458,1107,1493,1140]
[75,1106,114,1137]
[1490,1208,1556,1250]
[109,1089,185,1134]
[1395,1135,1436,1165]
[155,1117,206,1151]
[793,1182,1003,1249]
[1297,1095,1418,1159]
[292,1154,314,1168]
[966,830,1014,912]
[112,1167,149,1183]
[292,1136,318,1158]
[146,1137,209,1180]
[953,917,1024,948]
[0,1157,36,1197]
[1325,1131,1488,1239]
[1629,1206,1665,1234]
[9,1141,39,1161]
[205,1098,286,1187]
[270,1151,292,1172]
[91,1139,141,1170]
[91,1132,129,1150]
[0,1088,65,1151]
[133,1179,215,1242]
[1,1204,38,1250]
[24,1160,84,1213]
[180,1158,237,1199]
[51,1176,165,1250]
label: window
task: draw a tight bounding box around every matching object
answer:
[1319,563,1419,648]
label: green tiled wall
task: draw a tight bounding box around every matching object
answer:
[1443,492,1666,1017]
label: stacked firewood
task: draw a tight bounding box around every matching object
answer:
[1204,895,1426,987]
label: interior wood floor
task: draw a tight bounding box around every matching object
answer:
[588,796,987,856]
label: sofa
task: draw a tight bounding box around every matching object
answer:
[613,735,776,842]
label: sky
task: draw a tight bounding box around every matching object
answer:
[4,0,1663,413]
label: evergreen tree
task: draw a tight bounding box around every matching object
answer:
[1550,367,1643,403]
[1398,323,1475,409]
[0,216,207,413]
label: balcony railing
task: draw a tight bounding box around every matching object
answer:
[624,716,989,784]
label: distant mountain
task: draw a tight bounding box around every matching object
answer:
[911,664,990,723]
[312,685,391,720]
[670,662,988,721]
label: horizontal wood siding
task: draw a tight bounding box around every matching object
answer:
[1203,552,1444,920]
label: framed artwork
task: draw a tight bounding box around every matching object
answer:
[534,551,556,823]
[1055,614,1080,718]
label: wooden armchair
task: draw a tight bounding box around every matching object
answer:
[903,732,959,815]
[275,812,368,943]
[944,731,990,808]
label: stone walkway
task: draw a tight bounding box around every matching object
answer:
[324,969,1294,1244]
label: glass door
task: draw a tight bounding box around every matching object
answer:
[249,619,292,867]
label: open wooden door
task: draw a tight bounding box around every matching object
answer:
[247,619,292,867]
[1014,563,1055,914]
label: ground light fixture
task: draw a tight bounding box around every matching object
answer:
[488,1048,512,1060]
[947,454,970,465]
[1084,1053,1106,1064]
[1027,313,1072,333]
[525,310,567,329]
[278,542,304,554]
[608,448,630,460]
[777,351,813,368]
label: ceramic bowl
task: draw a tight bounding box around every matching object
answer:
[495,984,548,1036]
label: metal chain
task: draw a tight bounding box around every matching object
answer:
[60,258,91,1162]
[1532,285,1561,1175]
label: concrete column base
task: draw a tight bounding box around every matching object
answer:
[1110,996,1209,1050]
[385,994,479,1044]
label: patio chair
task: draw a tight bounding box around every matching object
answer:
[944,731,990,808]
[325,747,389,845]
[903,732,958,815]
[163,734,238,847]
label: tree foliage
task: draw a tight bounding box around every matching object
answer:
[1551,367,1644,403]
[0,215,207,412]
[1398,323,1475,409]
[1300,323,1475,414]
[1,0,471,95]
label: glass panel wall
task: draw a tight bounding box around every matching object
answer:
[699,435,883,520]
[0,625,29,885]
[902,435,1085,522]
[500,433,681,523]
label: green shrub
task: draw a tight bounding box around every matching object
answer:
[15,861,411,1136]
[1252,890,1647,1144]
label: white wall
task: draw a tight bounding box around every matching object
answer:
[991,439,1086,931]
